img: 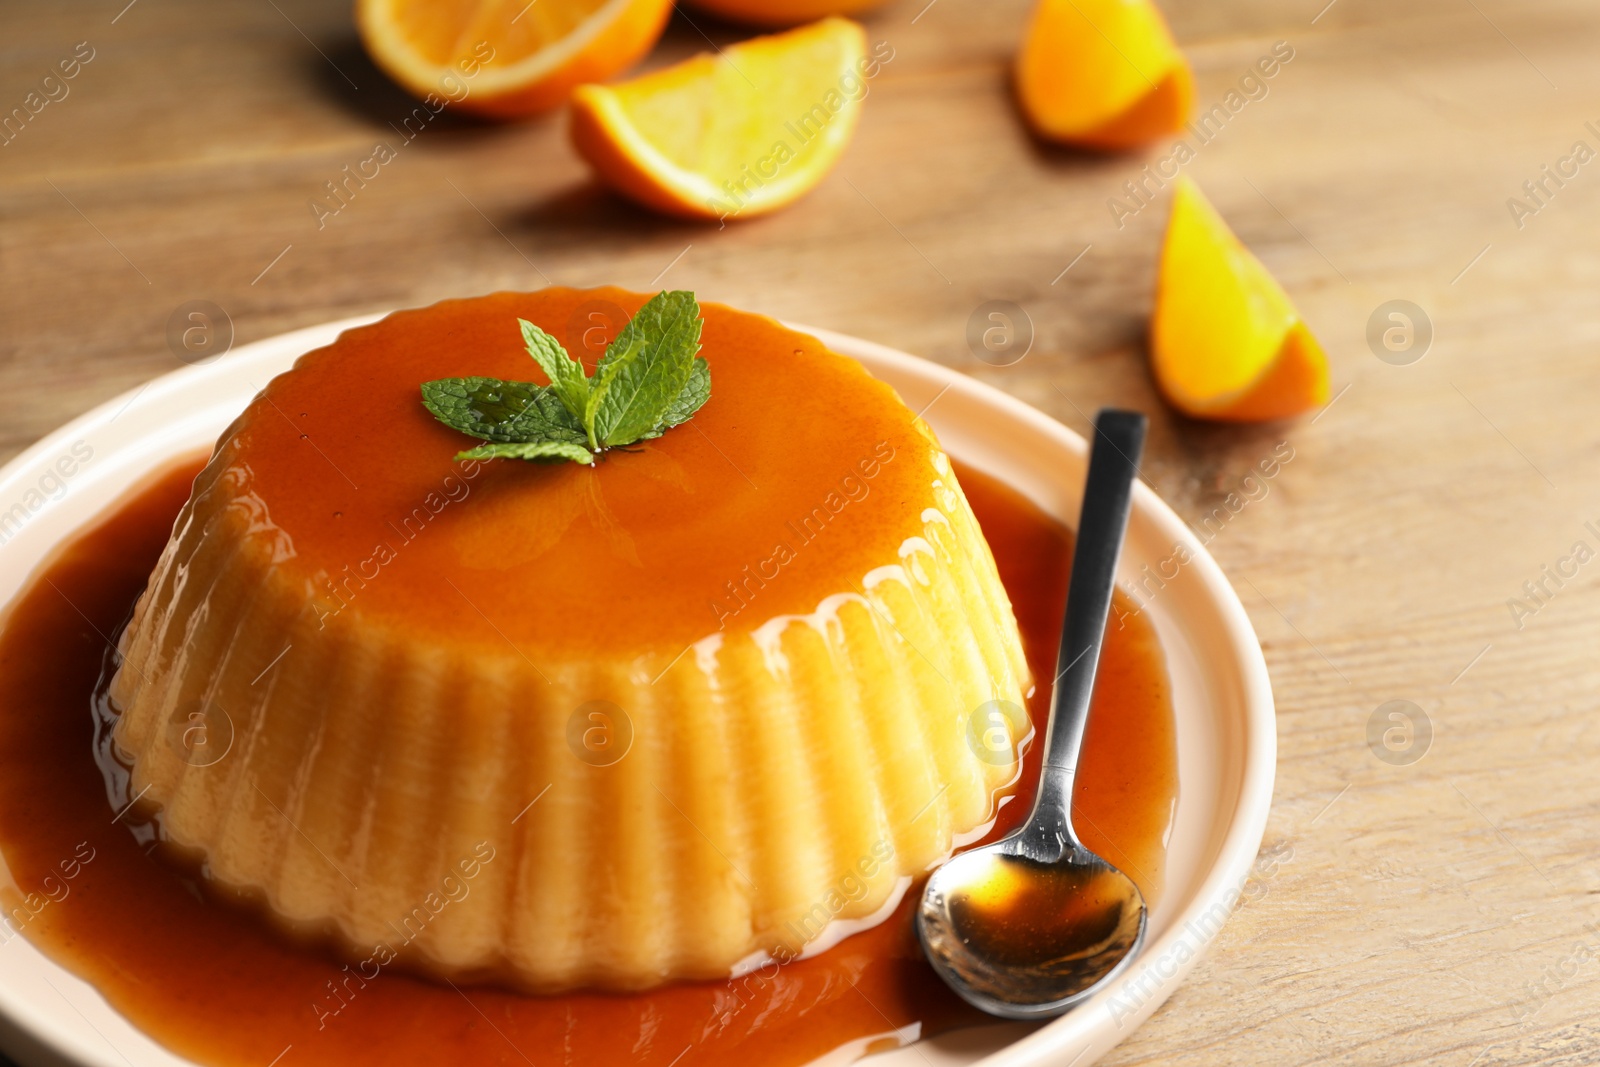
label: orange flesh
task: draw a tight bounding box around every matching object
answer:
[1151,178,1330,420]
[0,456,1175,1067]
[357,0,675,120]
[568,20,867,220]
[1015,0,1192,147]
[384,0,613,66]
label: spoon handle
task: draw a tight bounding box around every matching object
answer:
[1029,409,1147,835]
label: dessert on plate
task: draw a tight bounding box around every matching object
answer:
[108,286,1033,992]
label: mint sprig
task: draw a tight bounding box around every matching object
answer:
[421,291,711,466]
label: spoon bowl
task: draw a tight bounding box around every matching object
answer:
[918,837,1146,1019]
[918,409,1149,1020]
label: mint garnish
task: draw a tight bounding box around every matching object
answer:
[421,291,710,466]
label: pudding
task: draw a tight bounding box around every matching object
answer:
[107,287,1033,992]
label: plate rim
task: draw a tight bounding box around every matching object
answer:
[800,324,1276,1065]
[0,313,1276,1067]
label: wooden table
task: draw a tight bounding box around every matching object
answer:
[4,0,1599,1063]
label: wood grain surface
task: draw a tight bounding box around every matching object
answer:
[5,0,1600,1064]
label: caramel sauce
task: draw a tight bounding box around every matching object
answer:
[0,456,1175,1067]
[943,855,1142,972]
[230,288,947,656]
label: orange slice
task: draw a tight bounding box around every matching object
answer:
[681,0,887,28]
[570,18,870,220]
[1015,0,1193,149]
[357,0,673,118]
[1151,177,1330,422]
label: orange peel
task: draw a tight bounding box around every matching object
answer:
[1151,177,1330,422]
[1015,0,1193,149]
[570,18,872,221]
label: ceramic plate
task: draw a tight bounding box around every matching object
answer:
[0,316,1275,1067]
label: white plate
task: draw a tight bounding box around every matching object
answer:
[0,316,1275,1067]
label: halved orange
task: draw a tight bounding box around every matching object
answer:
[681,0,887,28]
[357,0,674,119]
[1015,0,1193,149]
[1151,178,1330,422]
[570,17,871,220]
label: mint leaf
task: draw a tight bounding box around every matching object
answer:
[420,294,711,466]
[635,357,711,441]
[519,318,590,425]
[421,377,587,446]
[658,357,711,430]
[587,290,701,448]
[455,440,595,465]
[422,376,538,440]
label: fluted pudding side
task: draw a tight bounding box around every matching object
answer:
[109,288,1033,991]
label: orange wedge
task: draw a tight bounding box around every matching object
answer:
[1151,177,1330,422]
[357,0,673,118]
[570,18,871,220]
[682,0,887,28]
[1015,0,1193,149]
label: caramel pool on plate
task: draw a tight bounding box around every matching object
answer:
[0,455,1175,1067]
[0,289,1176,1066]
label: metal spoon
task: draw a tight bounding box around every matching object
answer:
[917,408,1149,1020]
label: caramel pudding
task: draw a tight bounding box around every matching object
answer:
[0,455,1176,1067]
[106,288,1033,992]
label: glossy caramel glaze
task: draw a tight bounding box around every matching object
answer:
[225,287,942,654]
[0,456,1174,1067]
